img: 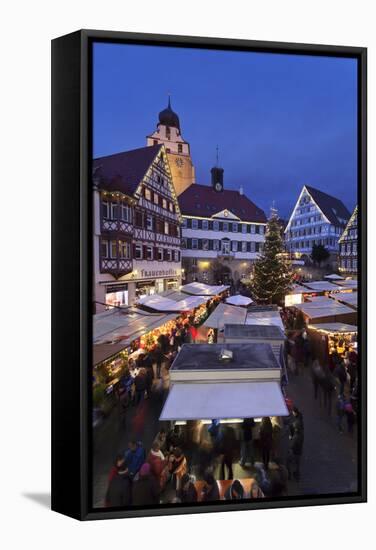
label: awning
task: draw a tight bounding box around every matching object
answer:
[160,381,289,421]
[324,273,344,280]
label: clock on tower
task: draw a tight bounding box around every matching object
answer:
[211,166,224,192]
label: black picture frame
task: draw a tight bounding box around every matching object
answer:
[51,29,367,521]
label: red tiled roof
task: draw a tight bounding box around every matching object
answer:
[305,185,351,227]
[93,145,162,196]
[178,184,267,223]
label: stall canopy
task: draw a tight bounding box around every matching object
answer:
[308,323,357,333]
[287,284,311,295]
[225,294,253,307]
[160,381,289,420]
[329,291,358,309]
[324,273,344,280]
[138,293,207,312]
[294,298,356,323]
[203,303,247,329]
[332,279,358,289]
[302,281,345,292]
[245,310,284,331]
[180,282,230,296]
[93,308,177,365]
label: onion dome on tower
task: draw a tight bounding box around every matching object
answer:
[158,96,180,130]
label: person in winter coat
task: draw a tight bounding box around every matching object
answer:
[176,473,198,503]
[147,442,168,489]
[333,362,347,395]
[105,464,132,507]
[201,472,220,502]
[287,412,304,481]
[134,370,147,405]
[224,479,244,500]
[124,440,146,479]
[239,418,255,467]
[166,424,184,451]
[168,447,187,490]
[153,428,167,453]
[336,394,346,434]
[132,463,160,506]
[107,454,127,484]
[259,417,273,469]
[218,425,237,480]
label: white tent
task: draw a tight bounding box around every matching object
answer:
[138,293,207,312]
[245,310,284,331]
[302,281,344,292]
[160,381,289,421]
[180,282,230,296]
[225,295,253,307]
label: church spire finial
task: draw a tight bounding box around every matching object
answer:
[167,92,171,109]
[215,145,219,167]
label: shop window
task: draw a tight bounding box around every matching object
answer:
[135,244,143,260]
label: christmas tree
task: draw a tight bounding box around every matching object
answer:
[251,206,293,304]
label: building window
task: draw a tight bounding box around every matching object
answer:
[110,202,118,219]
[192,239,198,249]
[202,219,209,231]
[181,238,187,249]
[182,218,187,228]
[259,225,264,234]
[213,239,220,251]
[144,188,151,201]
[213,220,219,231]
[120,204,131,222]
[241,224,247,234]
[232,223,238,232]
[153,193,159,205]
[250,224,256,234]
[167,249,172,261]
[135,244,143,260]
[178,144,183,153]
[169,202,174,212]
[146,246,153,260]
[250,242,256,252]
[153,140,158,146]
[166,126,171,139]
[158,248,164,261]
[232,241,238,252]
[146,215,153,231]
[174,250,179,262]
[192,218,198,230]
[202,239,209,251]
[241,241,247,252]
[110,240,117,258]
[101,239,109,258]
[223,222,229,232]
[164,221,169,235]
[162,198,167,209]
[119,241,131,259]
[101,200,110,219]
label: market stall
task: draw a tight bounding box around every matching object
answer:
[180,282,230,296]
[307,322,358,365]
[294,298,356,325]
[324,274,344,280]
[246,308,284,331]
[330,291,358,310]
[203,303,247,332]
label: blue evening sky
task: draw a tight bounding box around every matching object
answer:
[93,42,357,219]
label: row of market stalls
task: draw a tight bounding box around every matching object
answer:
[92,283,230,404]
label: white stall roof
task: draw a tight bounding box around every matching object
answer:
[295,300,354,320]
[302,281,343,292]
[287,284,311,295]
[160,381,289,421]
[246,310,284,331]
[203,303,247,329]
[181,282,230,296]
[324,274,344,280]
[226,295,253,307]
[138,293,207,312]
[308,323,358,333]
[332,279,358,289]
[330,292,358,309]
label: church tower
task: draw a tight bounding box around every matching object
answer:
[146,97,195,196]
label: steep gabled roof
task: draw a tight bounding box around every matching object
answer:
[305,185,351,226]
[339,205,358,243]
[93,144,163,196]
[179,184,267,223]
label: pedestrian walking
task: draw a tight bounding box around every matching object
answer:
[124,440,146,480]
[259,417,273,469]
[239,418,255,467]
[218,425,237,479]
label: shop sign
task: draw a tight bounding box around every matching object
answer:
[106,283,128,293]
[140,268,179,278]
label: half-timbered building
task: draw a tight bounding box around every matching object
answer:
[338,205,358,277]
[93,144,182,312]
